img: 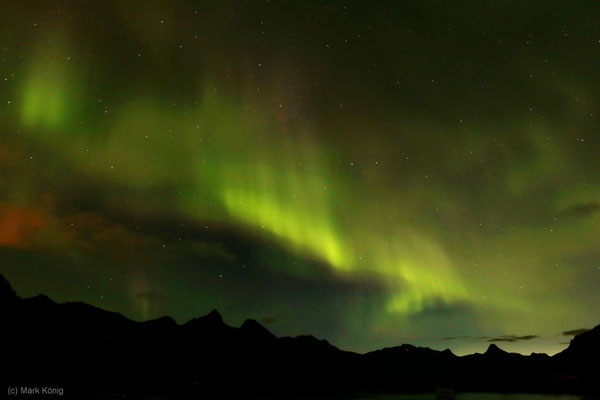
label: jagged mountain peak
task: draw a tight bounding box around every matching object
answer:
[240,318,277,340]
[183,308,224,329]
[485,343,507,355]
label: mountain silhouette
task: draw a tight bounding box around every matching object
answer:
[1,273,598,399]
[485,343,505,355]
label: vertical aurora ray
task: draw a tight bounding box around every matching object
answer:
[219,140,353,271]
[19,36,82,131]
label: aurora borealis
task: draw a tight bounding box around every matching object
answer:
[1,0,599,356]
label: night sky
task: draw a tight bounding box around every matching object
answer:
[1,0,600,356]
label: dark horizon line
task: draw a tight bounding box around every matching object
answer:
[6,275,581,359]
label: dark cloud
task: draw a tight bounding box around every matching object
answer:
[261,316,277,325]
[559,202,600,219]
[488,335,538,343]
[562,328,590,336]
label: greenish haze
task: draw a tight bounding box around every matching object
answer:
[1,0,599,356]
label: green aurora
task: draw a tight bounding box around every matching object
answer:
[1,0,599,356]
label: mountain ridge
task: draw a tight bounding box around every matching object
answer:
[2,273,598,398]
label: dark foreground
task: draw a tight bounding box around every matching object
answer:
[92,393,594,400]
[2,274,598,399]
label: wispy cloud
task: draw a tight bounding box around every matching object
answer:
[559,202,600,219]
[488,335,538,343]
[562,328,590,336]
